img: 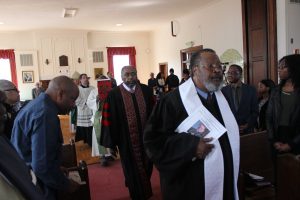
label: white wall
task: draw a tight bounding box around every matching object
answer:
[286,1,300,55]
[0,32,35,50]
[277,0,287,60]
[149,0,243,78]
[277,0,300,60]
[87,31,151,86]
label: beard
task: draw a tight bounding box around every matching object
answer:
[204,79,223,92]
[202,75,224,92]
[125,81,137,89]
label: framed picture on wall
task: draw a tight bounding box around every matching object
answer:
[94,68,103,79]
[22,71,34,83]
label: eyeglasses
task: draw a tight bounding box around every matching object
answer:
[199,63,222,71]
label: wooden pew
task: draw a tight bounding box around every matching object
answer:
[58,160,91,200]
[277,154,300,200]
[61,138,77,168]
[239,131,275,200]
[60,139,91,200]
[240,131,274,182]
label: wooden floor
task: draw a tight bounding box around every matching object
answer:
[59,115,100,165]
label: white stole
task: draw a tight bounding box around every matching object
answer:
[177,78,240,200]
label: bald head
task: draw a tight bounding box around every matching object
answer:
[46,76,79,114]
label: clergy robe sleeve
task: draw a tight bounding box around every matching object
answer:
[100,95,117,148]
[143,95,200,180]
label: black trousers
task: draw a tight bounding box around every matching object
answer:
[75,126,93,146]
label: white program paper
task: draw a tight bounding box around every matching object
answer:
[175,105,227,143]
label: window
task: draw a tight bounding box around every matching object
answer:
[113,55,130,85]
[107,47,136,82]
[0,59,12,81]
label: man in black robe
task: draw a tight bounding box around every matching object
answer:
[144,49,240,200]
[101,65,154,200]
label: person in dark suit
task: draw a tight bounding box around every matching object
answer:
[222,64,258,134]
[165,68,179,91]
[32,82,44,99]
[147,72,157,95]
[0,91,45,200]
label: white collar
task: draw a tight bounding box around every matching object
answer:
[122,83,136,92]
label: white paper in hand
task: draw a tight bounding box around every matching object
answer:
[175,105,227,143]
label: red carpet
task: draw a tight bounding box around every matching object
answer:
[88,160,162,200]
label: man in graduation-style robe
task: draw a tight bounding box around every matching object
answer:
[144,49,240,200]
[101,66,154,200]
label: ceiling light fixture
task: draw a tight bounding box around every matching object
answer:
[62,8,78,18]
[116,24,123,26]
[0,22,4,25]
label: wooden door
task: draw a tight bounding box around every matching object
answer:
[242,0,277,85]
[180,45,203,74]
[159,62,168,79]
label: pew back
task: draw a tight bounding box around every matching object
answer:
[277,154,300,200]
[240,131,274,182]
[61,138,77,168]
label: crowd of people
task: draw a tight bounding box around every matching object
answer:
[0,50,299,200]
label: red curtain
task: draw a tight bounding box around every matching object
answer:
[107,47,136,76]
[0,49,18,88]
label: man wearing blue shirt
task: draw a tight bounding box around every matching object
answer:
[11,76,80,200]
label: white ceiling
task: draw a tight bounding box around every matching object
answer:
[0,0,214,32]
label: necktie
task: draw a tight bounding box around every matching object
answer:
[207,92,213,105]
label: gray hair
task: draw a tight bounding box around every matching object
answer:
[190,48,216,76]
[121,65,136,77]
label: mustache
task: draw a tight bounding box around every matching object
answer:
[210,75,223,80]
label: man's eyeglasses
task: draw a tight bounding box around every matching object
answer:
[199,63,222,71]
